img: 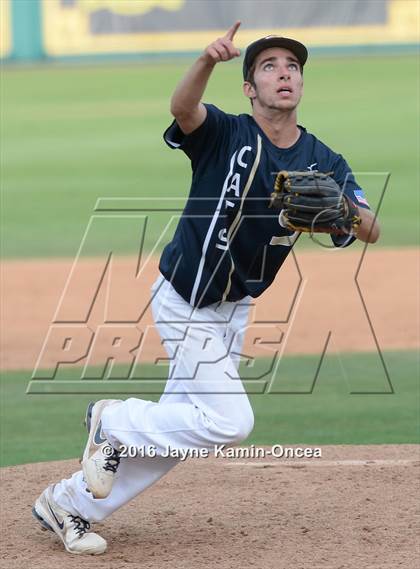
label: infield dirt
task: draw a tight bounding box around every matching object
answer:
[1,445,419,569]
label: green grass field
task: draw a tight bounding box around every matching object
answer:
[1,55,419,259]
[1,350,418,466]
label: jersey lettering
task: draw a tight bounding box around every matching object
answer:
[215,228,228,251]
[215,146,253,250]
[237,145,252,168]
[226,172,241,197]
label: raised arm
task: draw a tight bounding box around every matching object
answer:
[170,21,241,135]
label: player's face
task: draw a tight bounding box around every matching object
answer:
[243,47,304,112]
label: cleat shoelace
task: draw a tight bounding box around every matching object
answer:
[68,515,91,536]
[104,448,121,473]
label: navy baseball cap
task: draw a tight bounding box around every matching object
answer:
[243,36,308,80]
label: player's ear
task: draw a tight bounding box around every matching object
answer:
[243,81,256,100]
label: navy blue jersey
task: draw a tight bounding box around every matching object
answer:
[160,104,370,308]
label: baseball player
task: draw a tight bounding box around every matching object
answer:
[32,22,380,554]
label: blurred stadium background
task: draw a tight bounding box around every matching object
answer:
[1,0,419,467]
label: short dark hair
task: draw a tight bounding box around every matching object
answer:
[245,61,257,85]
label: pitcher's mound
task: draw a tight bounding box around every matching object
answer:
[1,445,418,569]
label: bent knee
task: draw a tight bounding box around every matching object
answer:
[225,410,254,445]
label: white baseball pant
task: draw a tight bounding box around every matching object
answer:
[53,275,254,522]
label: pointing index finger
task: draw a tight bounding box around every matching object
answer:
[225,20,241,41]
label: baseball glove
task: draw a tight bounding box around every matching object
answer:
[270,170,361,235]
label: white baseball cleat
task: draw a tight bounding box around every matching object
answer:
[32,485,107,555]
[81,399,122,499]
